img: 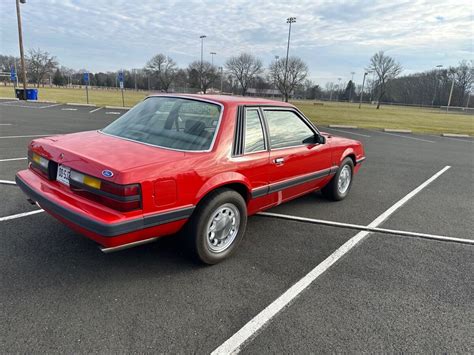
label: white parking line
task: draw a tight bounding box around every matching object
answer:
[0,134,52,139]
[379,131,435,143]
[106,111,121,115]
[212,165,451,354]
[0,123,13,126]
[61,108,78,111]
[0,180,16,185]
[258,212,473,245]
[89,107,102,113]
[0,157,27,162]
[324,127,371,138]
[0,102,61,109]
[0,209,44,222]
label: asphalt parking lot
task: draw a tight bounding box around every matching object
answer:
[1,99,473,353]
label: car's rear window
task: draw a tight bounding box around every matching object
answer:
[101,97,222,151]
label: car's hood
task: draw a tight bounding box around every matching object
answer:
[29,130,186,183]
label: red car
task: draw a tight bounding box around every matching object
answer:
[16,95,365,264]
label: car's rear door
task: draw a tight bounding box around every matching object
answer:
[262,107,333,204]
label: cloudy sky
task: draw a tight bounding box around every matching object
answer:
[1,0,471,85]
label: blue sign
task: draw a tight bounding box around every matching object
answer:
[83,72,89,84]
[10,65,16,81]
[118,71,124,83]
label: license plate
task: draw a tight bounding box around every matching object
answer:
[57,165,71,186]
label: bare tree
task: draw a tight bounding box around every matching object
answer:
[187,60,218,94]
[225,53,263,96]
[145,54,177,92]
[27,48,58,87]
[451,60,473,106]
[366,51,402,109]
[269,57,308,102]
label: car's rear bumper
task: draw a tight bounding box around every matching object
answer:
[15,169,193,247]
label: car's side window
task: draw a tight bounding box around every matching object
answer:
[244,109,266,153]
[264,110,314,149]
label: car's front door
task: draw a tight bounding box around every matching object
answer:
[262,108,333,204]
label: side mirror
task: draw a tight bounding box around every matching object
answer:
[315,134,326,144]
[303,134,326,145]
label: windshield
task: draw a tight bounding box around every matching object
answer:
[101,97,222,151]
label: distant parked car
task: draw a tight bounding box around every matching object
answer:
[16,94,365,264]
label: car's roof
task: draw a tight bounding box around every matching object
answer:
[147,93,294,107]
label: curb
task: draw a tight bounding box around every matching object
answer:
[104,105,131,110]
[329,125,358,129]
[66,102,97,107]
[441,133,470,138]
[383,129,412,133]
[27,100,57,104]
[0,97,19,101]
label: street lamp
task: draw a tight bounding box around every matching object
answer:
[349,71,355,102]
[284,17,296,101]
[15,0,28,98]
[359,72,368,109]
[210,52,216,66]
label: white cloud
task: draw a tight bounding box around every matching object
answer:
[1,0,471,85]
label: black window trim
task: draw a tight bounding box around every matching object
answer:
[232,104,321,156]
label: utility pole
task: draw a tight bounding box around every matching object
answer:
[349,71,355,102]
[359,72,368,109]
[15,0,28,99]
[284,17,296,102]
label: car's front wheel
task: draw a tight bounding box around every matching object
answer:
[186,188,247,264]
[322,157,354,201]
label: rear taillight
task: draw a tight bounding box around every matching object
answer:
[28,150,55,179]
[69,170,141,212]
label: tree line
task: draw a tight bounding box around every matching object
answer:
[0,49,472,107]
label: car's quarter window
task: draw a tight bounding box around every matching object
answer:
[244,109,266,153]
[263,110,315,149]
[101,97,222,151]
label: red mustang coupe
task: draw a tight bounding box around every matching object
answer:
[16,95,365,264]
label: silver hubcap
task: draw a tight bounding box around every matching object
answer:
[205,203,240,253]
[337,165,352,194]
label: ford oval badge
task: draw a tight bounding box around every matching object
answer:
[102,170,114,178]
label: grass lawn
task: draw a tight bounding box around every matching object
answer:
[294,101,473,135]
[0,86,472,135]
[0,85,148,107]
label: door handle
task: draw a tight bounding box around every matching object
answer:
[274,157,284,165]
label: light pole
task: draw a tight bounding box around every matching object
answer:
[337,77,341,101]
[359,72,368,109]
[431,64,443,107]
[199,35,206,92]
[349,71,355,102]
[210,52,216,66]
[200,35,206,66]
[15,0,28,98]
[447,75,455,112]
[219,67,223,93]
[284,17,296,102]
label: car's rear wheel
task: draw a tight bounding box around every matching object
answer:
[185,188,247,264]
[322,157,354,201]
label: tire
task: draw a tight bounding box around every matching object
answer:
[184,188,248,265]
[321,157,354,201]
